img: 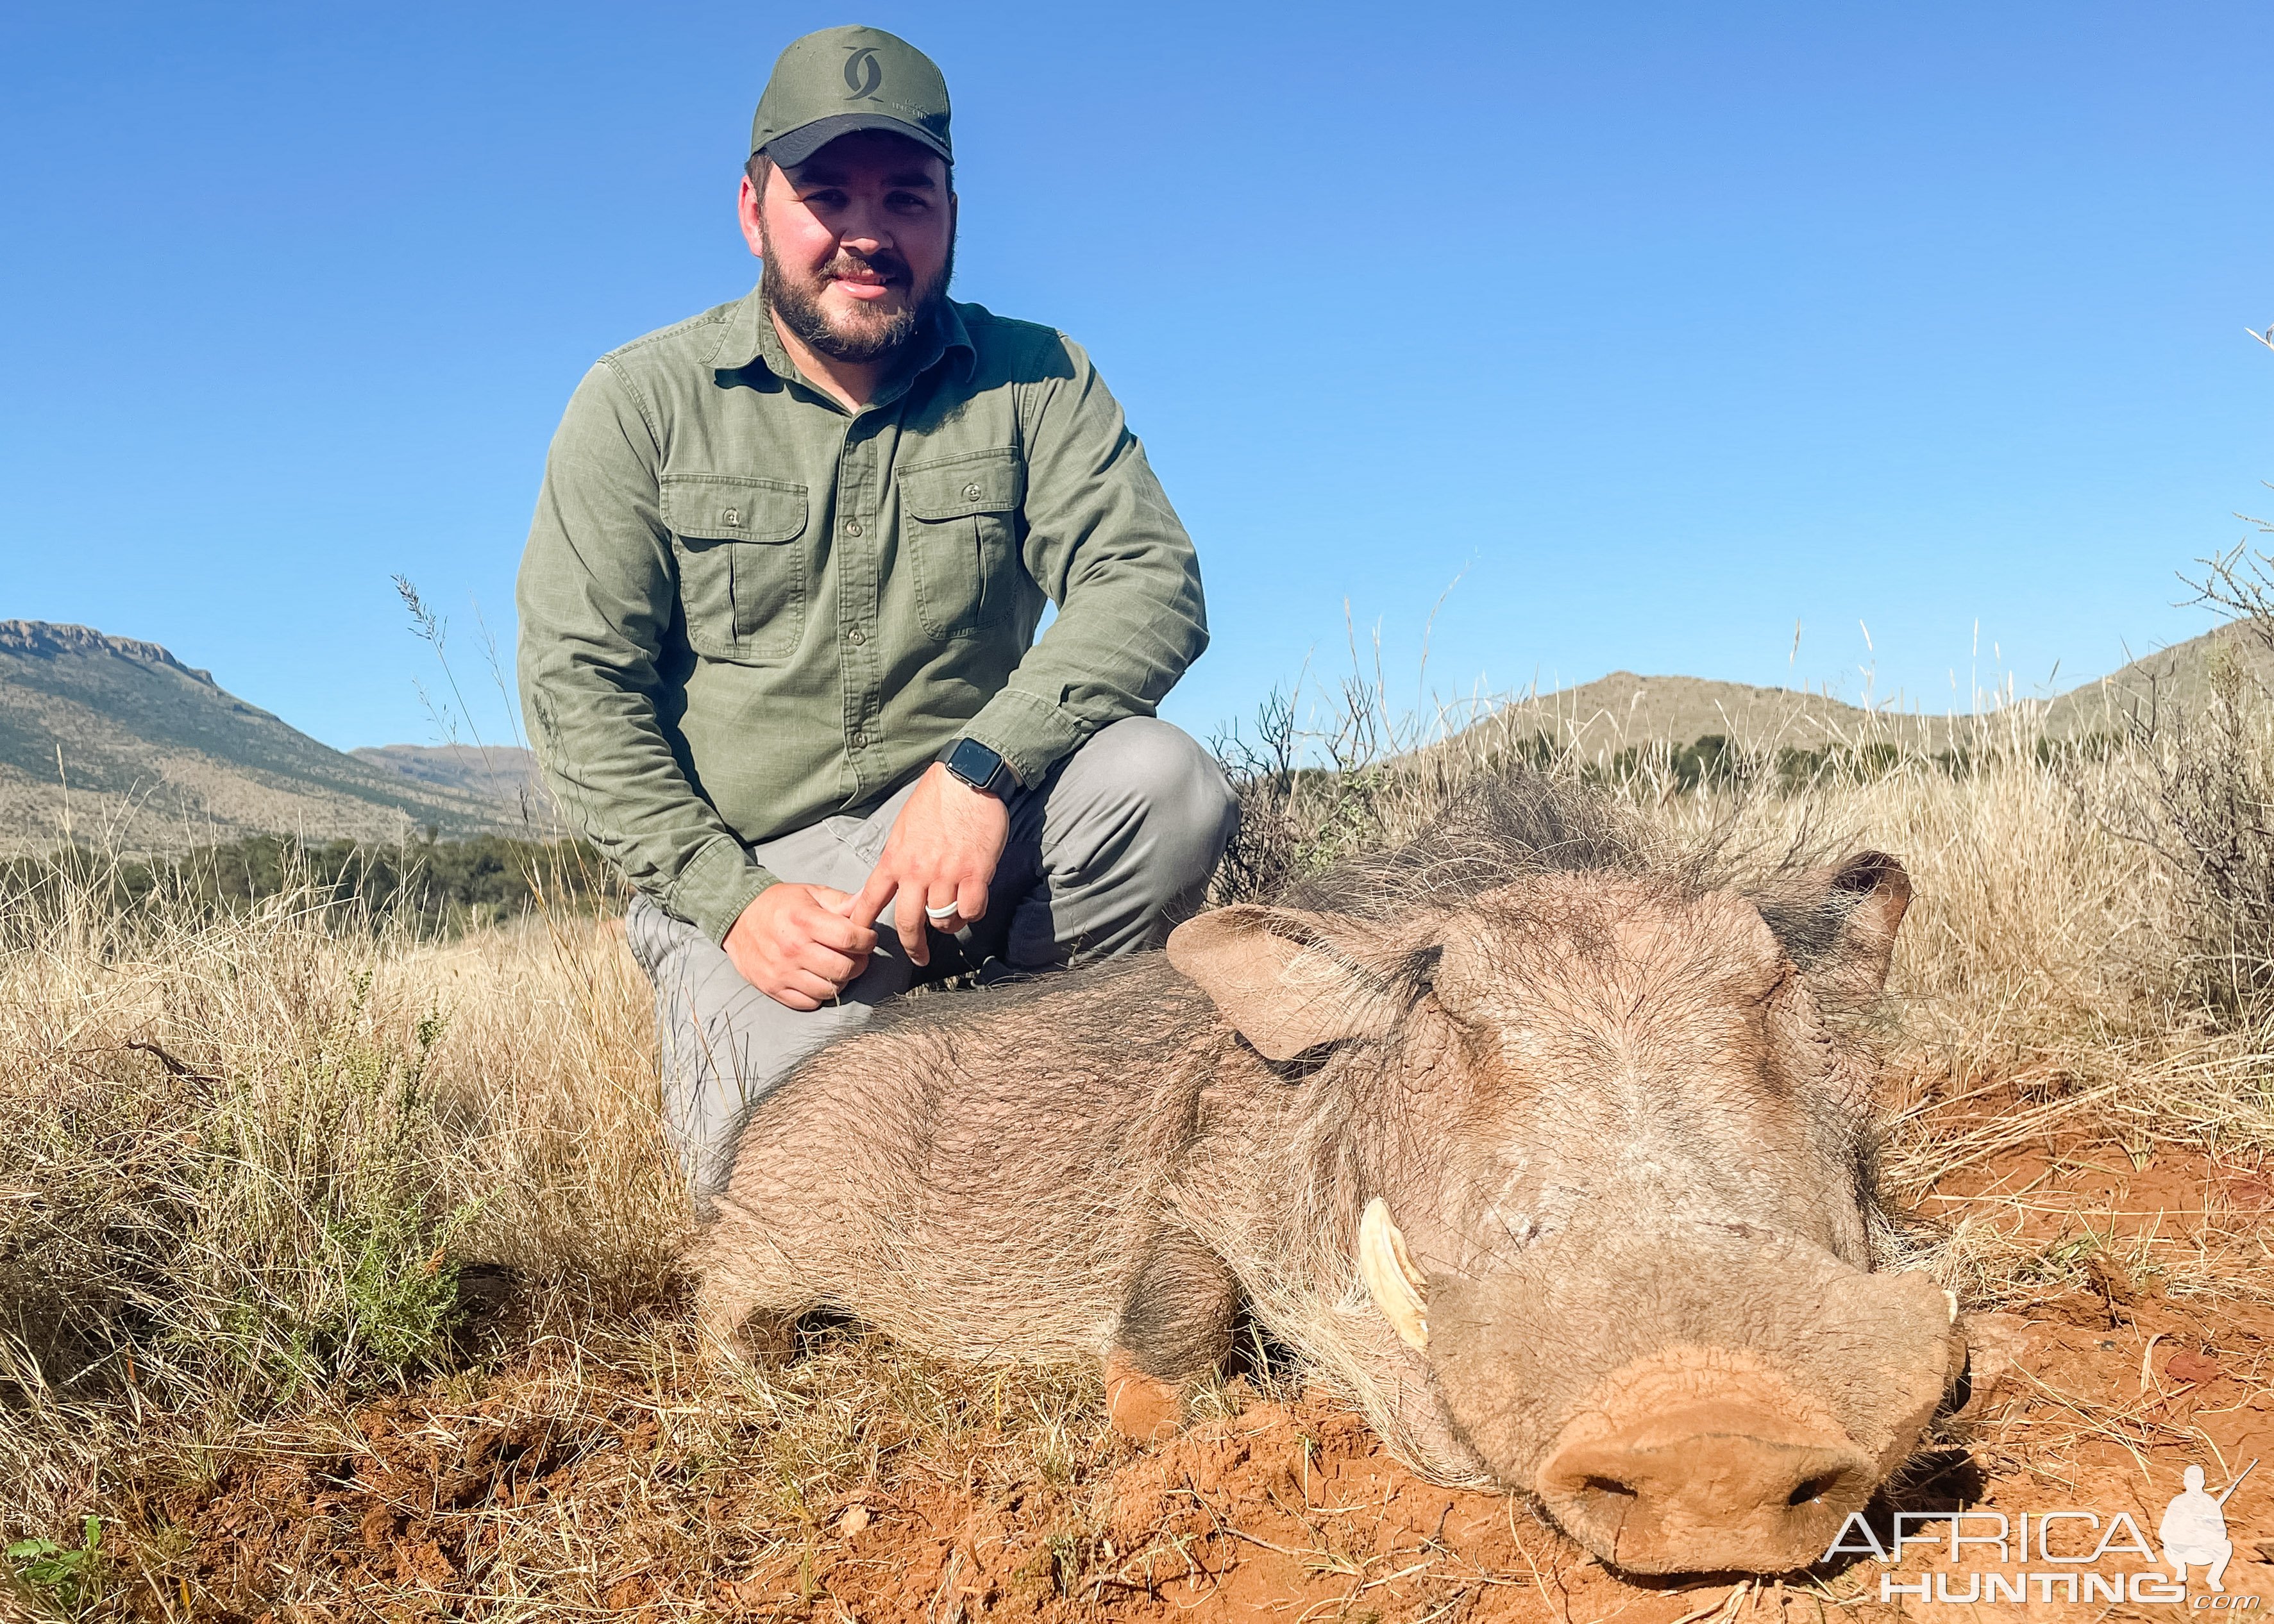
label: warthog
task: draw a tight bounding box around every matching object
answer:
[695,778,1965,1575]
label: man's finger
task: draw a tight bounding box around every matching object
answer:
[894,887,931,966]
[768,978,825,1012]
[793,941,863,986]
[796,964,852,1001]
[956,875,988,923]
[921,885,962,931]
[802,904,877,957]
[846,869,897,930]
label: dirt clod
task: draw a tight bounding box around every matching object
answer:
[2167,1348,2225,1385]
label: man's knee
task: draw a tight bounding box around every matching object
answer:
[1081,717,1240,863]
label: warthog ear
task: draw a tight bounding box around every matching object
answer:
[1755,851,1912,995]
[1823,850,1912,992]
[1166,905,1410,1061]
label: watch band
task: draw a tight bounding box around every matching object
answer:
[945,736,1014,798]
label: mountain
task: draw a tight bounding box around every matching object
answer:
[0,621,535,855]
[350,743,545,807]
[2041,622,2274,737]
[1470,669,1916,755]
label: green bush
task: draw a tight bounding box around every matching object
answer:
[1,832,620,941]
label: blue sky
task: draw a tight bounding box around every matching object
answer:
[3,1,2269,751]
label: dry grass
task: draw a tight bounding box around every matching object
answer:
[6,677,2274,1618]
[0,872,682,1539]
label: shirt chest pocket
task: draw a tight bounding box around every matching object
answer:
[898,448,1025,641]
[659,474,810,663]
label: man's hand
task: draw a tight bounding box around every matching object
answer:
[723,883,879,1010]
[850,762,1010,966]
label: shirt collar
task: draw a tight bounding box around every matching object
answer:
[710,284,974,406]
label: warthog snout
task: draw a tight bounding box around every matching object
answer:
[1429,1246,1961,1575]
[1536,1362,1876,1575]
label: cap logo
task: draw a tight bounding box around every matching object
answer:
[842,46,884,100]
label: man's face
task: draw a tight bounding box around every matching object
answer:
[739,130,956,366]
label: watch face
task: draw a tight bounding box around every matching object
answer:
[948,737,1005,791]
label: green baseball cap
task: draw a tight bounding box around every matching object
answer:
[750,25,952,169]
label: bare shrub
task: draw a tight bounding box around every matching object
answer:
[2105,540,2274,1026]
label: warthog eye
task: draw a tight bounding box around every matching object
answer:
[1402,944,1444,987]
[1788,1475,1839,1506]
[1238,1034,1334,1081]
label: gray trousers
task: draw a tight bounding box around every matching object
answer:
[624,717,1240,1195]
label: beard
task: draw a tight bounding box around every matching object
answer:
[760,224,955,366]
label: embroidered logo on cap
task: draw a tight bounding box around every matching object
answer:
[843,47,884,100]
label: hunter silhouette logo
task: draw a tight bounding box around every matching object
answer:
[842,47,884,100]
[1822,1458,2261,1606]
[2164,1461,2253,1592]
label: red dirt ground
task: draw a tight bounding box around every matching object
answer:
[131,1134,2274,1623]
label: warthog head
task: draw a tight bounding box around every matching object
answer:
[1170,826,1957,1576]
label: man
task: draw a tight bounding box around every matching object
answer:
[517,25,1235,1198]
[2160,1464,2236,1591]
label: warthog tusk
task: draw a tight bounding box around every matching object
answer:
[1892,1269,1961,1326]
[1360,1197,1429,1352]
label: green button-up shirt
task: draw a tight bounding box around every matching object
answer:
[516,288,1209,944]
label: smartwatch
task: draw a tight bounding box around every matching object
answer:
[945,736,1016,798]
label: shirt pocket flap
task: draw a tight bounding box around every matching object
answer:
[900,449,1024,521]
[660,474,808,542]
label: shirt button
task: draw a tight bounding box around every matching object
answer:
[850,731,869,749]
[962,482,982,500]
[847,628,866,646]
[845,519,864,537]
[721,508,741,526]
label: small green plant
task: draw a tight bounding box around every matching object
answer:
[7,1516,103,1612]
[177,999,474,1392]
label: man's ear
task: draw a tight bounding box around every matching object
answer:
[1754,851,1912,997]
[738,173,767,259]
[1167,905,1411,1062]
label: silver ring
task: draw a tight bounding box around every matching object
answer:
[924,902,960,921]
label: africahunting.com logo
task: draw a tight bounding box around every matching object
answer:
[1823,1460,2257,1607]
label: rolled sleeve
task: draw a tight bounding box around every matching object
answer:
[670,833,775,944]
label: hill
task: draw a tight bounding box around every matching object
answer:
[5,612,2256,856]
[0,621,534,855]
[2041,621,2274,736]
[1463,623,2255,760]
[1474,669,1919,755]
